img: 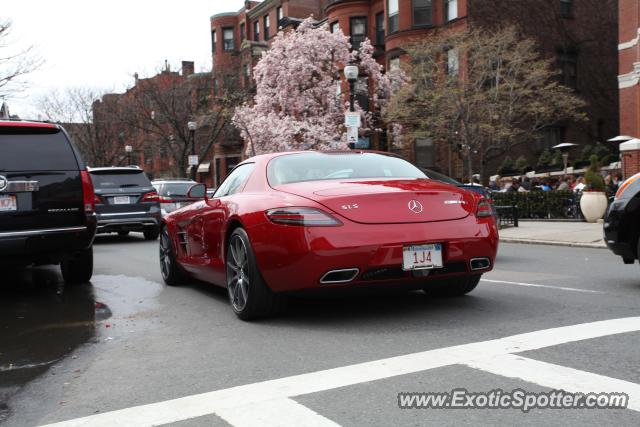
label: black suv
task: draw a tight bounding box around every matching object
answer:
[90,167,161,240]
[0,121,97,283]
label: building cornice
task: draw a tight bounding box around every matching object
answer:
[211,12,239,20]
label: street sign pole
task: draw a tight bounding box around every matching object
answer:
[345,112,361,149]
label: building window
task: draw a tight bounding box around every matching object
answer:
[560,0,573,18]
[349,17,367,51]
[413,0,432,27]
[388,0,399,33]
[558,51,577,88]
[375,12,385,46]
[389,57,400,72]
[211,30,216,52]
[415,138,435,168]
[215,157,221,187]
[445,0,458,22]
[446,48,459,76]
[223,28,234,51]
[355,77,369,111]
[540,126,566,151]
[330,21,340,33]
[264,15,270,40]
[240,22,245,42]
[277,6,283,22]
[253,20,260,41]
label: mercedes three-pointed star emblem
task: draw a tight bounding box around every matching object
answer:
[408,199,423,214]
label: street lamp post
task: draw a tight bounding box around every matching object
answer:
[125,145,133,166]
[343,65,359,149]
[188,121,197,180]
[343,64,358,113]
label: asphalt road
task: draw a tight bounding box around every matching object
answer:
[2,234,640,426]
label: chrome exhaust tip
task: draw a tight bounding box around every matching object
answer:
[320,268,360,284]
[470,257,491,271]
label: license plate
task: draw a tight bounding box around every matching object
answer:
[0,194,17,212]
[402,243,443,271]
[113,196,130,204]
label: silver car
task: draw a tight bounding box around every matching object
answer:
[151,179,200,217]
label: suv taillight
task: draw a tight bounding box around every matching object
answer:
[141,191,160,202]
[476,199,494,218]
[81,170,95,213]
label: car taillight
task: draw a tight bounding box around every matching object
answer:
[141,191,160,202]
[266,207,343,226]
[80,170,95,213]
[93,194,103,205]
[476,199,493,218]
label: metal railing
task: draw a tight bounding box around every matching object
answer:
[491,191,584,220]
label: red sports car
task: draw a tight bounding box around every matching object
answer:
[160,151,499,320]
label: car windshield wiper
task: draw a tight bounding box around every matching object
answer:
[119,184,139,188]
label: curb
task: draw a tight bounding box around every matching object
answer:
[500,237,607,249]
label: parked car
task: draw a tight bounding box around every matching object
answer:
[604,172,640,264]
[89,166,161,240]
[0,120,97,283]
[151,178,200,216]
[160,151,498,320]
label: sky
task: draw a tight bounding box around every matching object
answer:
[2,0,247,119]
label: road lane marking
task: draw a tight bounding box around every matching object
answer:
[481,278,605,294]
[40,317,640,427]
[216,398,340,427]
[466,354,640,411]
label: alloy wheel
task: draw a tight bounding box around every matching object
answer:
[227,235,250,311]
[159,230,172,280]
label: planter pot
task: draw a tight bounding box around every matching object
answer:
[579,191,608,223]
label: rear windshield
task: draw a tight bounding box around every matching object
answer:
[157,183,195,197]
[90,170,151,188]
[267,153,426,186]
[0,128,79,171]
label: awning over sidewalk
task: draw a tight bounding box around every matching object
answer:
[197,162,211,173]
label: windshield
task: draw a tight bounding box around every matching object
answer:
[90,170,151,188]
[157,182,195,197]
[267,153,427,186]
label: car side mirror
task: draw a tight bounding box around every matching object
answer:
[187,183,207,200]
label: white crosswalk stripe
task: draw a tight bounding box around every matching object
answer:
[216,398,340,427]
[39,317,640,427]
[466,354,640,411]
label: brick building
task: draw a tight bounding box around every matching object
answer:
[209,0,330,186]
[212,0,618,180]
[618,0,640,177]
[94,61,223,186]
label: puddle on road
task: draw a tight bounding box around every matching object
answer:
[0,269,162,422]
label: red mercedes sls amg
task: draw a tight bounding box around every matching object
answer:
[160,151,499,319]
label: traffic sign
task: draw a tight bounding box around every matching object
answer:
[344,112,361,128]
[188,155,199,166]
[347,126,358,145]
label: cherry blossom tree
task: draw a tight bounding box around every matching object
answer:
[233,18,399,156]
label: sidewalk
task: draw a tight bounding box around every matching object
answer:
[499,221,606,248]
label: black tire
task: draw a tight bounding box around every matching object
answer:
[118,231,130,236]
[61,247,93,284]
[159,227,187,286]
[226,228,286,320]
[144,226,160,240]
[422,274,481,297]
